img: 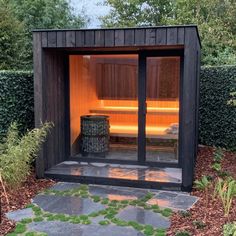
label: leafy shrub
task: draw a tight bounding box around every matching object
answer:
[214,178,236,217]
[194,176,210,191]
[0,122,52,189]
[213,148,224,163]
[212,163,222,172]
[223,222,236,236]
[175,231,191,236]
[192,220,206,229]
[199,66,236,150]
[194,176,211,212]
[0,71,33,139]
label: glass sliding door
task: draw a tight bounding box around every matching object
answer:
[69,54,138,161]
[69,53,180,165]
[145,56,180,163]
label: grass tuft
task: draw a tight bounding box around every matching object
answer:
[161,208,173,217]
[14,223,27,234]
[20,218,33,224]
[143,224,155,235]
[33,216,44,222]
[99,220,110,225]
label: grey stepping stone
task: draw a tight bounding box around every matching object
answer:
[28,221,144,236]
[89,185,147,200]
[33,195,106,215]
[6,208,34,221]
[45,162,182,183]
[50,182,81,191]
[117,206,170,229]
[172,194,198,210]
[147,192,198,211]
[90,215,106,224]
[156,191,178,199]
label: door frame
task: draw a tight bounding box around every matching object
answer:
[68,49,184,168]
[137,50,184,167]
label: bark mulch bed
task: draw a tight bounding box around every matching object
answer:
[167,146,236,236]
[0,171,55,236]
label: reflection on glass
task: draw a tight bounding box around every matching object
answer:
[70,55,138,160]
[146,57,180,163]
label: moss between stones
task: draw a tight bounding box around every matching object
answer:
[99,220,110,226]
[161,208,173,217]
[6,233,17,236]
[20,218,33,224]
[25,232,47,236]
[33,217,44,222]
[14,185,169,236]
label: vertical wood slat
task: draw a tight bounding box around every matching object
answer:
[41,32,47,47]
[44,51,54,169]
[57,53,66,162]
[76,31,85,47]
[56,53,65,163]
[47,32,57,47]
[181,27,197,191]
[85,31,95,47]
[57,31,66,47]
[64,55,70,158]
[124,29,135,46]
[135,29,145,45]
[115,30,124,46]
[156,28,167,45]
[53,53,58,166]
[66,31,76,47]
[177,27,185,44]
[167,27,178,45]
[195,43,201,159]
[33,32,45,177]
[145,28,156,45]
[105,30,114,47]
[95,30,105,47]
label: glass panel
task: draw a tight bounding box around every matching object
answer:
[146,57,180,163]
[69,55,138,161]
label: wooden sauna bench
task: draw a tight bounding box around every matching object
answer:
[90,107,179,115]
[89,106,178,139]
[109,124,178,139]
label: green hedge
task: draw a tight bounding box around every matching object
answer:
[0,67,235,149]
[0,71,34,139]
[199,66,236,150]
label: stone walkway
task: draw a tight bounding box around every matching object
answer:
[6,183,198,236]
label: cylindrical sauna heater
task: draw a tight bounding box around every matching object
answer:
[80,115,110,157]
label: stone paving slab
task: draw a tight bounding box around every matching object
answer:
[50,182,81,191]
[33,195,106,215]
[6,208,35,221]
[89,185,148,200]
[117,206,170,229]
[147,191,198,211]
[46,182,197,211]
[28,221,144,236]
[46,162,182,183]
